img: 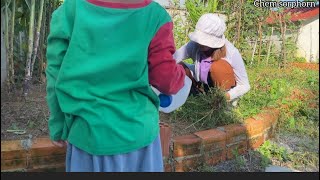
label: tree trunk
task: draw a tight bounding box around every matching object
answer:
[257,22,263,65]
[5,0,10,90]
[30,0,45,78]
[22,0,35,97]
[278,15,283,68]
[236,0,243,46]
[266,27,274,65]
[251,39,258,65]
[39,0,48,83]
[1,11,8,87]
[282,22,287,68]
[278,13,287,69]
[9,0,16,86]
[19,32,25,63]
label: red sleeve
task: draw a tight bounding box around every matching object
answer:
[148,22,185,95]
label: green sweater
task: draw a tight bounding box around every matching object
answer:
[46,0,185,155]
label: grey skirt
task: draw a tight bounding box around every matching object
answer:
[66,134,164,172]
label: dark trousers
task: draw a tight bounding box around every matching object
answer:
[181,59,236,96]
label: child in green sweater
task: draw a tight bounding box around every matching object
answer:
[46,0,185,172]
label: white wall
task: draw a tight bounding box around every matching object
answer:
[296,15,319,62]
[153,0,185,8]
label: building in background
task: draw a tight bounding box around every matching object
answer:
[267,6,319,63]
[293,6,319,63]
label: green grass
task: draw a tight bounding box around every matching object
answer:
[169,65,319,171]
[245,65,319,171]
[257,140,290,164]
[279,98,319,137]
[170,87,242,131]
[169,65,319,132]
[257,139,319,171]
[235,65,319,119]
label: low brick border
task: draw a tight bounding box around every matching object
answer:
[170,108,280,172]
[1,108,280,172]
[1,138,66,172]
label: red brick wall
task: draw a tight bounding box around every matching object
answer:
[1,108,280,172]
[166,108,280,172]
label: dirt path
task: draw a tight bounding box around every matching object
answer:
[290,62,319,71]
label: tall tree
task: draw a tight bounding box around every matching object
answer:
[9,0,16,86]
[22,0,35,97]
[30,0,44,77]
[4,0,10,89]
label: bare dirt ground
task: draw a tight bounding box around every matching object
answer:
[1,85,192,141]
[290,62,319,71]
[1,84,49,141]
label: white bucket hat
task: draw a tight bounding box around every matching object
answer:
[189,13,226,49]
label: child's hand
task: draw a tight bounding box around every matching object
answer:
[51,140,68,148]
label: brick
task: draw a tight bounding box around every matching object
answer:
[271,122,278,131]
[173,134,202,157]
[202,140,226,152]
[264,126,275,141]
[164,163,173,172]
[227,134,247,145]
[29,154,66,168]
[26,164,65,172]
[174,155,204,172]
[160,122,172,158]
[1,158,27,171]
[253,114,272,129]
[204,149,226,166]
[1,140,27,160]
[261,108,280,123]
[30,138,66,157]
[253,109,279,129]
[218,124,247,144]
[226,141,248,159]
[243,118,265,137]
[194,129,226,144]
[248,135,265,150]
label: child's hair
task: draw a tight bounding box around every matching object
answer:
[211,45,226,61]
